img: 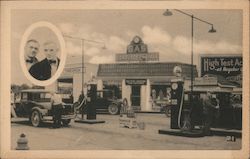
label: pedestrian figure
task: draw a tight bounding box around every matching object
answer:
[51,92,63,128]
[11,90,17,118]
[202,91,217,135]
[69,93,73,104]
[77,91,86,119]
[212,95,220,127]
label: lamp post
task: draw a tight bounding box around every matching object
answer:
[63,35,106,96]
[163,9,216,107]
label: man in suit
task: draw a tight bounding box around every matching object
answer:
[25,39,40,70]
[29,41,60,80]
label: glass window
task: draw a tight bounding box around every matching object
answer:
[103,82,122,99]
[150,85,171,107]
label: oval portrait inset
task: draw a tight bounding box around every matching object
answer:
[20,21,66,86]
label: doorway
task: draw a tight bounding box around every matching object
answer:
[131,85,141,108]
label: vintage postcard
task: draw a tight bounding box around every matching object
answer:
[0,1,249,159]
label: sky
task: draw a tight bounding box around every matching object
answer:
[11,9,242,85]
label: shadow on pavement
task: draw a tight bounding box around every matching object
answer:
[11,119,74,129]
[11,119,52,128]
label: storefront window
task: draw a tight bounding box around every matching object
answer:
[150,85,171,108]
[57,78,73,103]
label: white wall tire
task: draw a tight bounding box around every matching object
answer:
[31,110,41,127]
[108,104,119,115]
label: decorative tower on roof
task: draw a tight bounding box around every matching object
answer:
[127,36,148,54]
[116,36,159,62]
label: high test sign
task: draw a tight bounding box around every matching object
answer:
[200,55,242,84]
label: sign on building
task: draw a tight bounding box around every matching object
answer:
[200,55,242,85]
[115,36,159,62]
[64,67,84,73]
[116,53,159,62]
[125,79,147,85]
[194,77,218,86]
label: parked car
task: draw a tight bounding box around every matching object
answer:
[13,89,75,127]
[76,89,122,115]
[95,90,122,115]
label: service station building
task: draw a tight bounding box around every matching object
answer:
[57,36,198,112]
[57,36,242,112]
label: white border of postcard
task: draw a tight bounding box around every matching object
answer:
[1,1,249,159]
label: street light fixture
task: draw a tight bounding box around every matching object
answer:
[163,9,173,16]
[163,9,216,107]
[208,25,217,33]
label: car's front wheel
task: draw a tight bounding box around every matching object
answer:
[30,110,41,127]
[108,104,119,115]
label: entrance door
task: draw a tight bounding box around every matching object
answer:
[131,85,141,108]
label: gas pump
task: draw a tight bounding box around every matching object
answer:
[159,78,204,137]
[75,84,105,124]
[170,79,184,129]
[86,84,97,120]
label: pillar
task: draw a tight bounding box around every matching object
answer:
[122,79,131,106]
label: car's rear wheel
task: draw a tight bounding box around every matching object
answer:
[108,104,119,115]
[30,110,41,127]
[62,119,71,126]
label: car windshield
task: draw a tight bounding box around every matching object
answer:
[32,92,51,102]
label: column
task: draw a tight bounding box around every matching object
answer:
[122,79,131,106]
[73,73,82,103]
[145,79,152,111]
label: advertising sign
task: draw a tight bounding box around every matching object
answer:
[116,53,159,62]
[64,67,84,73]
[200,55,242,84]
[125,79,147,85]
[115,36,159,62]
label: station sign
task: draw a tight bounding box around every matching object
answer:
[200,55,242,84]
[125,79,147,85]
[116,36,159,62]
[116,52,159,62]
[64,67,84,73]
[194,77,218,86]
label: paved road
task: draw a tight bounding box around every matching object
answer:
[11,113,241,150]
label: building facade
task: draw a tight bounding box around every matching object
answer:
[56,36,198,112]
[96,36,198,111]
[56,36,242,113]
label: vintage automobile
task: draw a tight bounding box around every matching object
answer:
[76,89,122,115]
[95,90,123,115]
[13,89,75,127]
[157,99,171,117]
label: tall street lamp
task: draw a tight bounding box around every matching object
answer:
[63,35,106,96]
[163,9,216,107]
